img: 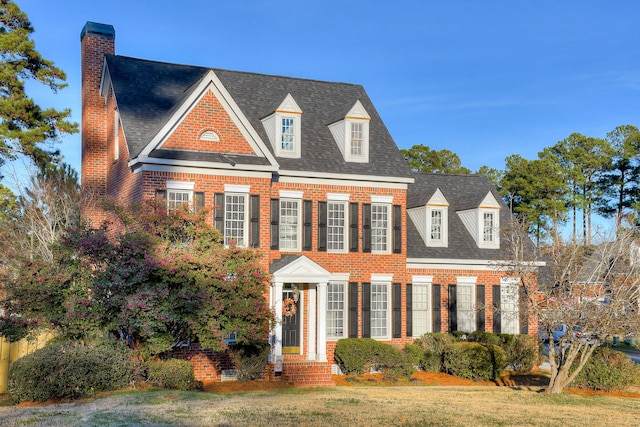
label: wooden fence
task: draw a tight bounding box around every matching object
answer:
[0,332,55,394]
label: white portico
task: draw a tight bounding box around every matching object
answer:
[270,255,330,362]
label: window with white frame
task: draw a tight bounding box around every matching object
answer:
[224,193,247,247]
[457,279,476,333]
[371,281,390,338]
[279,198,300,251]
[412,280,432,336]
[327,201,347,252]
[350,122,364,157]
[431,209,443,240]
[371,203,390,253]
[483,212,495,243]
[326,282,347,339]
[500,279,519,334]
[281,117,295,152]
[166,181,193,211]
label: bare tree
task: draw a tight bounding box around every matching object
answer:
[498,219,640,393]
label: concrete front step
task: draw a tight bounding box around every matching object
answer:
[282,361,335,387]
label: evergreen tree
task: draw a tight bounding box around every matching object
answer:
[401,144,471,174]
[0,0,77,169]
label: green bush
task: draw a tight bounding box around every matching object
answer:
[443,342,506,381]
[146,358,199,390]
[334,338,414,377]
[572,348,640,391]
[413,333,457,372]
[502,334,537,372]
[403,343,424,367]
[469,331,501,346]
[8,340,133,403]
[229,341,270,382]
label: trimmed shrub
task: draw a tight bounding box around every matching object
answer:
[469,331,501,346]
[502,334,537,372]
[403,343,424,367]
[572,348,640,391]
[334,338,414,377]
[229,341,270,382]
[8,340,133,403]
[413,333,457,372]
[146,358,199,390]
[443,342,506,381]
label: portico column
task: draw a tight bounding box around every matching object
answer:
[272,281,283,357]
[307,285,317,360]
[316,281,328,362]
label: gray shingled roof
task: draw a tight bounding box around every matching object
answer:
[407,173,512,260]
[106,55,412,179]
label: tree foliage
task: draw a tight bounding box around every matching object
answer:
[0,203,274,357]
[499,220,640,393]
[0,0,77,169]
[401,144,471,174]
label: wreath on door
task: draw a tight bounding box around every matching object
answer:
[282,298,297,317]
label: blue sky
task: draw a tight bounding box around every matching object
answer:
[18,0,640,176]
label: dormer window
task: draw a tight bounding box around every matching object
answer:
[261,94,302,158]
[483,212,495,243]
[328,100,370,163]
[457,191,500,249]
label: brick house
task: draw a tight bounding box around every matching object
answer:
[80,22,537,385]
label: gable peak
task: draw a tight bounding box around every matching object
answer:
[276,93,302,114]
[345,100,370,120]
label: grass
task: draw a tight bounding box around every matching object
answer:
[0,386,639,426]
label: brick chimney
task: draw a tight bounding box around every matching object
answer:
[80,22,115,227]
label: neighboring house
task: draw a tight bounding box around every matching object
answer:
[80,22,538,385]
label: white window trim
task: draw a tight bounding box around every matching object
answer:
[370,276,392,340]
[166,181,194,211]
[326,281,348,340]
[224,184,250,194]
[277,115,301,158]
[371,202,391,254]
[427,206,448,247]
[500,278,519,335]
[371,195,393,204]
[412,276,433,337]
[224,192,249,248]
[327,193,350,202]
[327,200,348,253]
[456,276,477,333]
[279,197,302,252]
[479,209,500,249]
[345,119,369,163]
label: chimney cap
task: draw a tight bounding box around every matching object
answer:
[81,22,115,41]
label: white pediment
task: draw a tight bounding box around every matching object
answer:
[345,100,370,120]
[427,188,449,207]
[272,255,331,283]
[276,93,302,114]
[479,191,500,209]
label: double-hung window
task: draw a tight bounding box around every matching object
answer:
[412,277,432,336]
[431,209,443,240]
[371,204,390,253]
[483,212,494,243]
[350,122,364,157]
[326,282,347,339]
[279,194,301,251]
[500,279,519,334]
[370,281,390,339]
[281,117,295,152]
[166,181,194,211]
[327,201,347,252]
[457,277,476,333]
[224,193,247,247]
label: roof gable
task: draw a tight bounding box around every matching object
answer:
[427,188,449,206]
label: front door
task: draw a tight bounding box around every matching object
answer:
[282,285,300,354]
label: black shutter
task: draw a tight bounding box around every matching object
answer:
[270,199,279,250]
[392,204,402,254]
[519,285,528,334]
[448,284,457,333]
[493,285,501,333]
[392,283,402,338]
[214,193,224,234]
[249,195,260,248]
[194,192,205,212]
[318,201,327,251]
[406,284,413,337]
[303,200,312,251]
[349,202,359,252]
[362,282,371,338]
[349,282,359,338]
[476,285,485,332]
[432,284,441,333]
[362,204,371,253]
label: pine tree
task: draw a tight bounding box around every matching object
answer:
[0,0,77,169]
